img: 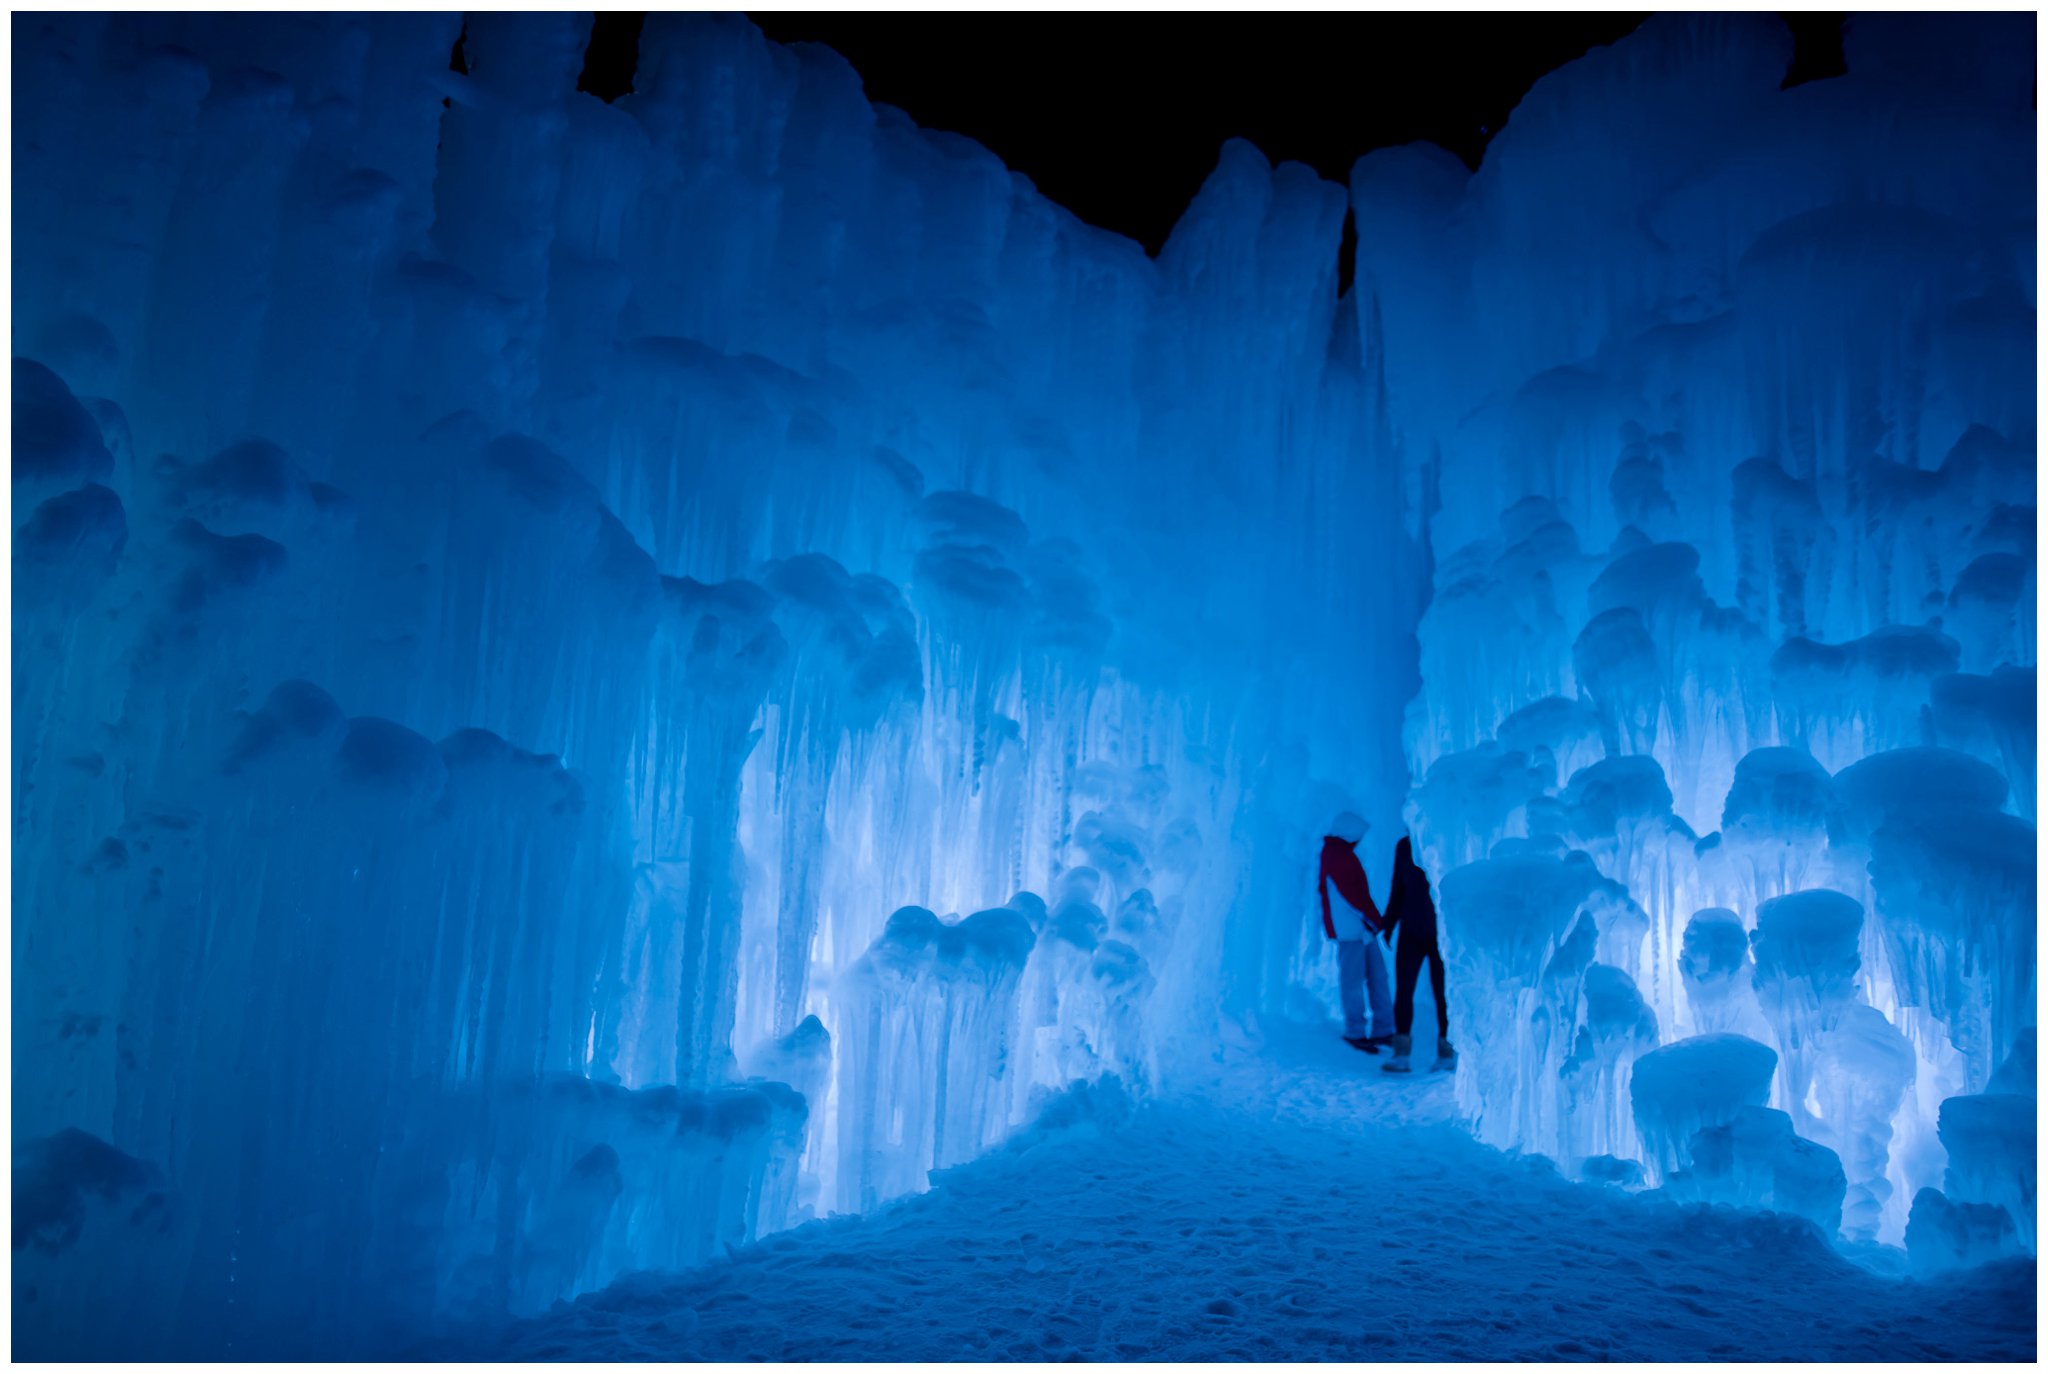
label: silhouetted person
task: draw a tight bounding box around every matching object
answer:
[1381,834,1455,1073]
[1317,811,1393,1051]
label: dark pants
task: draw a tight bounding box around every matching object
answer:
[1394,939,1448,1039]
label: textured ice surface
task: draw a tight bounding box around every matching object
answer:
[13,11,1423,1354]
[1629,1033,1778,1180]
[1680,1104,1848,1238]
[1903,1037,2037,1276]
[463,1032,2034,1361]
[1366,8,2035,1254]
[10,8,2035,1355]
[1936,1092,2037,1247]
[1907,1187,2027,1277]
[1812,1003,1917,1241]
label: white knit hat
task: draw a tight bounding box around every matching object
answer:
[1328,811,1368,843]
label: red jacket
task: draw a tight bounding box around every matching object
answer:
[1317,836,1383,939]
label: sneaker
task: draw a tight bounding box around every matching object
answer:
[1432,1037,1457,1072]
[1343,1035,1380,1054]
[1381,1034,1413,1073]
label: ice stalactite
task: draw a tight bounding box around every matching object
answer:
[1678,909,1765,1039]
[1370,10,2033,1254]
[1559,963,1659,1163]
[833,905,1037,1213]
[10,9,2036,1353]
[1749,889,1866,1130]
[1441,850,1650,1158]
[15,12,1426,1354]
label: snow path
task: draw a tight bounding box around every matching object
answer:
[462,1025,2035,1361]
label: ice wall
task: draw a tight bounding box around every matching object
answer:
[13,11,2035,1351]
[1368,12,2035,1253]
[12,12,1424,1356]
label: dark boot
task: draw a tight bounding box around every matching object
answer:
[1344,1035,1380,1054]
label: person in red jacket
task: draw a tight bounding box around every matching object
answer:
[1317,811,1394,1052]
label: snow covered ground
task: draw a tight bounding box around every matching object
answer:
[441,1022,2035,1362]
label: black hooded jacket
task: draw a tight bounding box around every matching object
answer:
[1383,836,1438,952]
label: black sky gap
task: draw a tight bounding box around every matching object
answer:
[551,13,1848,262]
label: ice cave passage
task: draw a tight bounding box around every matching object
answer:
[11,10,2037,1361]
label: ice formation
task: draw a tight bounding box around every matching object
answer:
[1362,9,2034,1262]
[9,9,2035,1357]
[12,11,1422,1356]
[1629,1032,1779,1180]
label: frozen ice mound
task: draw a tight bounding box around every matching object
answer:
[1581,1153,1646,1188]
[1817,746,2034,1096]
[1926,669,2037,825]
[1678,908,1760,1035]
[399,1075,809,1323]
[1749,890,1863,1087]
[1496,695,1606,785]
[12,358,114,500]
[12,1129,177,1361]
[1630,1033,1778,1180]
[1905,1187,2025,1276]
[1714,748,1838,904]
[14,482,127,609]
[1902,1054,2037,1275]
[1412,743,1556,870]
[1678,1104,1847,1238]
[1935,1091,2036,1251]
[1831,746,2010,839]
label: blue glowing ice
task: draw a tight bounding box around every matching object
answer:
[10,10,2034,1357]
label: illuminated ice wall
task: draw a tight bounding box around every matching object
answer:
[1365,13,2036,1260]
[13,11,1419,1357]
[9,9,2035,1360]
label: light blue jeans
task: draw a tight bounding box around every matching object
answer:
[1337,938,1394,1039]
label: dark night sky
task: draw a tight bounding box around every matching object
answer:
[563,13,1848,258]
